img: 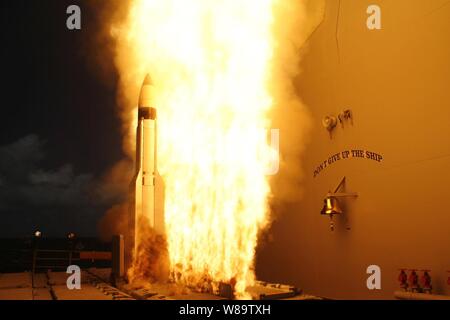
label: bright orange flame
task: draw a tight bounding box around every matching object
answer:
[111,0,325,299]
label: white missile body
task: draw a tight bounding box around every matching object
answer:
[130,74,164,254]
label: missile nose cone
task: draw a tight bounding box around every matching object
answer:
[138,74,156,119]
[139,74,154,108]
[143,73,153,86]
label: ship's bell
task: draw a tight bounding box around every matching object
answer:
[320,196,343,216]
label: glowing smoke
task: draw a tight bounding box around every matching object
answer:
[94,0,325,298]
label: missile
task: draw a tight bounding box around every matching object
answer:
[129,74,164,256]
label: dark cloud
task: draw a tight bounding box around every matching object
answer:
[0,135,45,184]
[0,135,126,238]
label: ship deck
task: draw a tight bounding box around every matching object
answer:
[0,268,321,300]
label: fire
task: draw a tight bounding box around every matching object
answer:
[111,0,324,298]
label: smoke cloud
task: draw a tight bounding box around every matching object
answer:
[268,0,325,204]
[89,0,325,287]
[99,0,326,204]
[127,216,170,283]
[0,134,124,237]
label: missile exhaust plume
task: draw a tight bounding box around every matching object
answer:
[95,0,325,298]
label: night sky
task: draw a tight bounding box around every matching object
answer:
[0,1,125,237]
